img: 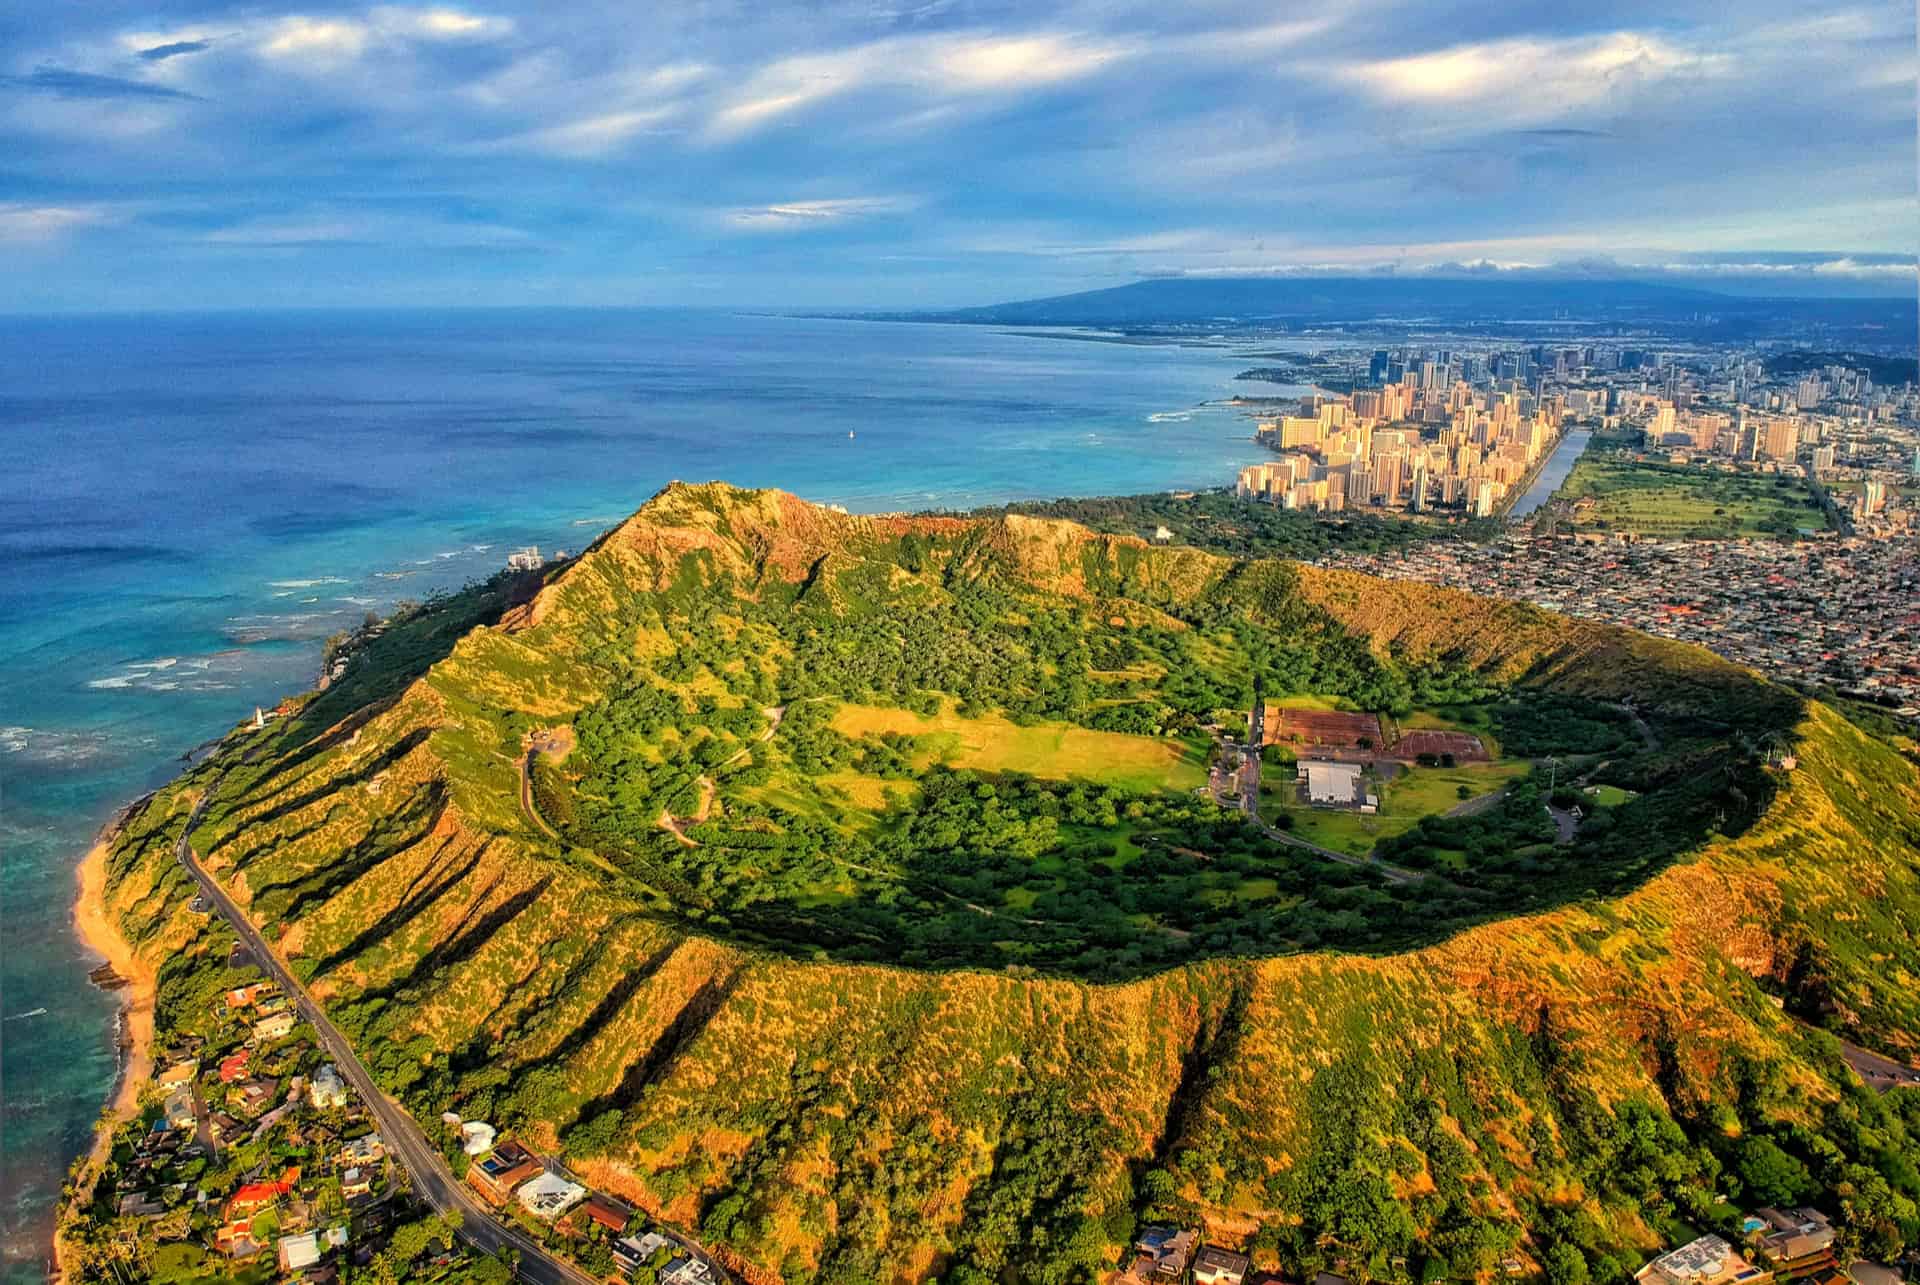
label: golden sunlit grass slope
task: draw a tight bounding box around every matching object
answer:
[96,483,1920,1284]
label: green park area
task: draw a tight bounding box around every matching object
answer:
[1556,453,1833,538]
[1261,757,1532,857]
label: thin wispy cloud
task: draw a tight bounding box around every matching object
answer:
[0,203,119,243]
[725,197,918,230]
[482,106,684,157]
[199,211,540,249]
[707,30,1128,138]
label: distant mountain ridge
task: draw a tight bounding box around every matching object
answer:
[885,275,1913,336]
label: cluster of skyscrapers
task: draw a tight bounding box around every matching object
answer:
[1236,350,1569,518]
[1236,344,1920,529]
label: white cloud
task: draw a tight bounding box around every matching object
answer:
[726,196,918,230]
[260,17,371,62]
[381,7,514,40]
[709,30,1128,139]
[1342,31,1729,125]
[253,7,509,65]
[0,203,115,243]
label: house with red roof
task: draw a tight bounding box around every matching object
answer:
[227,1166,302,1219]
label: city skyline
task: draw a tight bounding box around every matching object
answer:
[1,0,1914,312]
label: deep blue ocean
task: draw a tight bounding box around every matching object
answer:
[0,308,1286,1276]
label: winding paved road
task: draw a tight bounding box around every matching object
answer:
[173,785,598,1285]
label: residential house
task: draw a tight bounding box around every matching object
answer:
[517,1170,588,1220]
[1636,1236,1772,1285]
[116,1192,167,1218]
[1126,1226,1197,1281]
[218,1050,252,1084]
[341,1167,374,1200]
[209,1112,246,1145]
[232,1077,280,1120]
[278,1232,322,1273]
[339,1133,385,1167]
[228,1167,300,1218]
[460,1120,497,1156]
[1752,1208,1837,1270]
[157,1060,199,1089]
[465,1141,542,1205]
[575,1192,633,1235]
[309,1064,348,1110]
[614,1232,674,1275]
[217,1220,264,1259]
[162,1086,198,1131]
[254,1011,297,1042]
[661,1256,718,1285]
[226,982,275,1010]
[1195,1246,1254,1285]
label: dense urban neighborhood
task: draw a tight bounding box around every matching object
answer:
[1327,532,1920,717]
[1227,343,1920,719]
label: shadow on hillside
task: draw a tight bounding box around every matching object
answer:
[267,567,541,765]
[553,687,1806,986]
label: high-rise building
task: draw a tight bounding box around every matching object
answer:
[1649,402,1677,440]
[1372,455,1404,505]
[1762,417,1800,462]
[1369,350,1390,384]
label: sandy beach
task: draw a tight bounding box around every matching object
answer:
[72,840,155,1120]
[54,836,157,1279]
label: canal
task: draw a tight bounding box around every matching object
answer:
[1507,429,1592,518]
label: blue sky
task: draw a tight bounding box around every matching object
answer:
[1,0,1914,310]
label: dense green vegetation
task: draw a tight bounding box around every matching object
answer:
[96,485,1920,1285]
[532,529,1767,980]
[990,489,1497,558]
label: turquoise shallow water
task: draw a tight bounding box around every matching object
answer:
[0,308,1281,1276]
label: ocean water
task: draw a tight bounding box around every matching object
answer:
[0,308,1282,1277]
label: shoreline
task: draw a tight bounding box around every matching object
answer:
[74,838,156,1118]
[58,825,158,1279]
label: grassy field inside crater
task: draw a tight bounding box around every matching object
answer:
[830,701,1209,793]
